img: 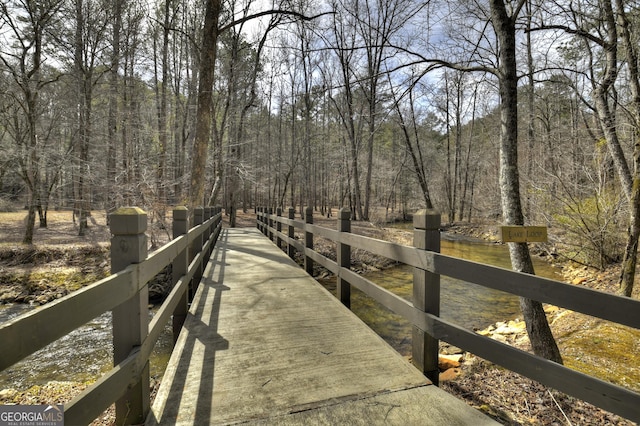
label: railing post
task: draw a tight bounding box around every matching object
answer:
[268,207,274,240]
[262,207,267,235]
[412,209,441,386]
[276,207,283,249]
[213,206,222,244]
[172,206,189,344]
[287,207,295,259]
[337,207,351,308]
[257,207,264,234]
[305,206,313,275]
[204,206,212,247]
[109,207,150,424]
[209,207,216,255]
[191,206,204,298]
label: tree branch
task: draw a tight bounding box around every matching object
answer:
[526,24,607,48]
[219,10,334,34]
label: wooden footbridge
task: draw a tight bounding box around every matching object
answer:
[2,206,640,425]
[146,227,492,425]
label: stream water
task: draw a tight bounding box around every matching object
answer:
[0,232,561,392]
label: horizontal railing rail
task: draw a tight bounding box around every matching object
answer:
[257,206,640,423]
[0,206,222,425]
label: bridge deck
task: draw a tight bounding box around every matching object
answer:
[146,228,497,425]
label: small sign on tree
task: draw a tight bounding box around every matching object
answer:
[500,226,548,243]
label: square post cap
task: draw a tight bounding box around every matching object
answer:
[413,209,441,230]
[173,206,189,220]
[110,207,147,235]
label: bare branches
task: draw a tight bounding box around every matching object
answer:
[526,24,607,48]
[219,10,334,34]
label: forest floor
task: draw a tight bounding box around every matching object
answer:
[0,208,639,425]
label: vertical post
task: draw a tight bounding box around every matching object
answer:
[287,207,295,259]
[172,206,189,343]
[110,207,150,424]
[203,206,212,246]
[213,206,221,243]
[207,206,216,258]
[337,207,351,308]
[412,210,441,385]
[191,206,204,298]
[256,207,261,231]
[268,207,274,240]
[258,207,264,234]
[276,207,283,249]
[304,206,313,275]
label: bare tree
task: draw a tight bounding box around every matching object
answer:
[614,0,640,297]
[105,0,122,219]
[66,0,110,235]
[401,0,563,362]
[488,0,562,363]
[353,0,419,220]
[324,0,365,220]
[388,73,435,210]
[0,0,63,243]
[540,0,640,296]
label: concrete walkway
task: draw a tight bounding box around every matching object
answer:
[146,228,497,425]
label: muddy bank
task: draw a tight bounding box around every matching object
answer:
[0,244,110,305]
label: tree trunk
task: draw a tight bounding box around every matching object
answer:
[616,0,640,297]
[154,0,170,215]
[189,0,222,207]
[106,0,122,220]
[598,0,633,200]
[490,0,562,363]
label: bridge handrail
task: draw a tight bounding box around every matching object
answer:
[0,206,222,425]
[256,207,640,423]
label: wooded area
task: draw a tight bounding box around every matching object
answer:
[3,0,640,304]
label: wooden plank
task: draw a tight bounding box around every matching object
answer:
[65,347,142,425]
[0,270,135,371]
[306,223,340,241]
[433,254,640,329]
[306,249,339,274]
[66,226,214,424]
[138,237,188,289]
[283,235,305,253]
[275,216,304,229]
[338,232,423,266]
[136,216,220,288]
[340,268,418,322]
[423,315,640,422]
[338,263,640,422]
[273,218,640,331]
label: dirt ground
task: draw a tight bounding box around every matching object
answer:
[0,207,638,425]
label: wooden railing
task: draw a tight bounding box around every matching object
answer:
[0,206,222,425]
[257,206,640,423]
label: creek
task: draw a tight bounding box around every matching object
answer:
[0,232,560,392]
